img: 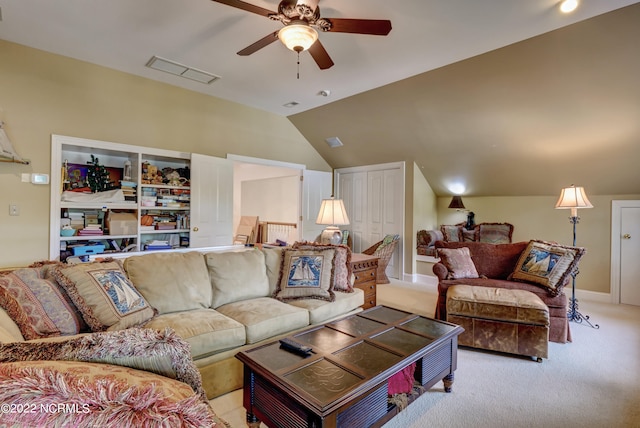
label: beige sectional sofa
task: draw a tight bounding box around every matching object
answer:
[0,245,364,402]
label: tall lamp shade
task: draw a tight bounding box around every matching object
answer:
[555,185,593,218]
[316,198,350,245]
[448,196,466,209]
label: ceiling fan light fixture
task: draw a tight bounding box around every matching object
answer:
[278,21,318,52]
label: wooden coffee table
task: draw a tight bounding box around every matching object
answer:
[236,306,464,428]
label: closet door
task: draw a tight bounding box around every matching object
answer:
[382,167,403,279]
[340,171,367,252]
[190,153,233,247]
[367,170,385,249]
[337,163,404,281]
[301,170,331,242]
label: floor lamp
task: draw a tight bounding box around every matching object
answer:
[555,185,599,329]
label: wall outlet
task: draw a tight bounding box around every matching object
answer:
[9,204,19,216]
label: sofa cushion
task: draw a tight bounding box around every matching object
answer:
[216,297,309,344]
[261,247,285,295]
[52,261,155,332]
[446,285,550,326]
[477,222,514,244]
[436,247,479,279]
[292,242,353,292]
[511,240,585,296]
[435,241,529,280]
[143,309,246,359]
[287,288,364,324]
[0,266,84,339]
[0,360,218,428]
[205,249,270,308]
[123,252,211,315]
[274,248,336,302]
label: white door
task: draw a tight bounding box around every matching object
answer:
[339,171,367,252]
[190,153,233,247]
[367,170,384,249]
[620,206,640,305]
[382,168,403,280]
[301,170,331,242]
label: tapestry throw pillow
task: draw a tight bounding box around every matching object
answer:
[292,242,353,292]
[52,260,155,332]
[511,240,585,296]
[477,223,514,244]
[274,248,336,302]
[436,247,480,279]
[0,327,206,402]
[440,225,463,242]
[0,266,85,340]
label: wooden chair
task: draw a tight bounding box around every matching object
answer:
[362,235,400,284]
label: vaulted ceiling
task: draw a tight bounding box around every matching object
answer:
[0,1,638,196]
[291,3,640,196]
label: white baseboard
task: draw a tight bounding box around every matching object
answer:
[401,273,438,287]
[570,289,611,304]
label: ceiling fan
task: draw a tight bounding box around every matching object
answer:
[211,0,392,70]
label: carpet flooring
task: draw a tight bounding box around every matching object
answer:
[210,280,640,428]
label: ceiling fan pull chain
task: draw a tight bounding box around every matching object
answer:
[297,51,301,79]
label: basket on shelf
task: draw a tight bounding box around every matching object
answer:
[362,235,400,284]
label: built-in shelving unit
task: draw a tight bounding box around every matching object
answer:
[50,135,192,260]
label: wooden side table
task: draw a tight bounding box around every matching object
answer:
[350,253,379,309]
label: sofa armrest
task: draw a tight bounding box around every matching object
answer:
[433,262,449,280]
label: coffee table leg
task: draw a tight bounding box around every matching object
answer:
[246,413,261,428]
[443,373,455,393]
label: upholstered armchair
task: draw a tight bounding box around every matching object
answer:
[362,234,400,284]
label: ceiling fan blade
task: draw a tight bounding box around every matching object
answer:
[308,40,334,70]
[210,0,275,18]
[326,18,392,36]
[237,31,279,56]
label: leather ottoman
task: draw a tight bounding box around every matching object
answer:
[446,284,549,362]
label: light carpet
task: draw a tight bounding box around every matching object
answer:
[211,280,640,427]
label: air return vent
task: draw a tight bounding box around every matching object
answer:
[146,56,220,84]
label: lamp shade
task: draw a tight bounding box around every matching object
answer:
[316,198,350,226]
[278,21,318,52]
[555,185,593,217]
[448,195,466,209]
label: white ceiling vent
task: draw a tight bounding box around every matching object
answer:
[325,137,344,148]
[146,56,220,84]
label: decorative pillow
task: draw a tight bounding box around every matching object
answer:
[511,240,585,295]
[462,228,476,242]
[477,223,514,244]
[52,260,155,332]
[0,327,206,401]
[0,361,220,428]
[441,225,463,242]
[274,248,336,302]
[417,230,444,247]
[0,266,85,340]
[205,249,270,308]
[292,242,353,292]
[436,247,479,279]
[377,234,400,251]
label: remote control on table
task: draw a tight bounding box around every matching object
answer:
[279,338,314,356]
